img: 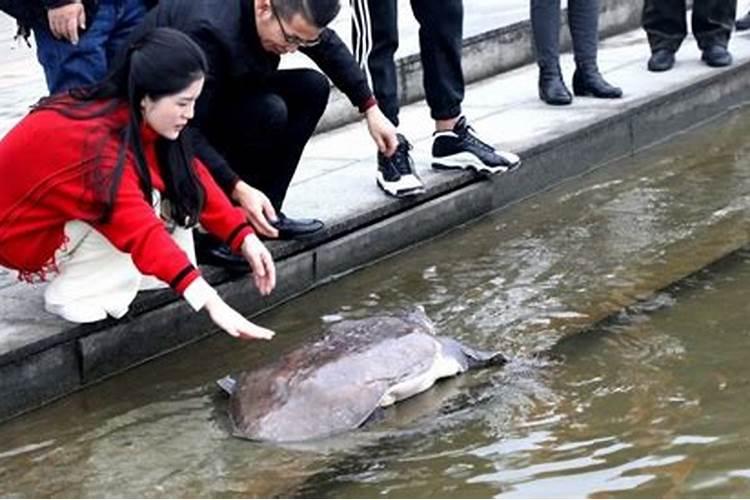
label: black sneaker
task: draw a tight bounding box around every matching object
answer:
[377,133,425,197]
[432,116,521,175]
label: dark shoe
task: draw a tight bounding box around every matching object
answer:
[376,133,425,197]
[647,49,675,72]
[271,212,324,240]
[538,67,573,105]
[572,67,623,98]
[701,45,732,67]
[431,116,521,175]
[194,232,248,271]
[736,11,750,30]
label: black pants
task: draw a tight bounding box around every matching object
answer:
[642,0,736,52]
[210,68,329,210]
[350,0,464,127]
[531,0,600,70]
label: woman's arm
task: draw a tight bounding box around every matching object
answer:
[193,159,277,296]
[90,163,274,340]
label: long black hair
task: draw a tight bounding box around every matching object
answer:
[34,27,208,226]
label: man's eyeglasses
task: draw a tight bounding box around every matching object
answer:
[271,4,321,47]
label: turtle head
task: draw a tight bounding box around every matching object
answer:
[437,337,508,371]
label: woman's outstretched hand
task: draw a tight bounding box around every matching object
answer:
[204,294,275,340]
[241,233,276,296]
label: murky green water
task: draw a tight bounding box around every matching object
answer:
[3,107,750,497]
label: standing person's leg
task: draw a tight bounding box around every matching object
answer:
[569,0,622,98]
[32,1,118,93]
[693,0,736,67]
[350,0,400,126]
[530,0,572,105]
[410,0,463,126]
[104,0,148,66]
[411,0,519,173]
[350,0,423,198]
[643,0,686,71]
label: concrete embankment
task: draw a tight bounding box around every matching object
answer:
[3,0,750,422]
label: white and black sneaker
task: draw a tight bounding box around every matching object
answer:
[376,133,425,197]
[432,116,521,175]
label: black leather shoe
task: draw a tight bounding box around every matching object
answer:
[271,213,324,240]
[701,45,732,67]
[572,67,623,98]
[538,68,572,105]
[736,11,750,30]
[647,49,675,72]
[194,232,249,271]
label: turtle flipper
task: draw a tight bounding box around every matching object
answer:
[437,337,508,370]
[217,375,237,395]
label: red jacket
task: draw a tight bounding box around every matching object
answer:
[0,102,253,295]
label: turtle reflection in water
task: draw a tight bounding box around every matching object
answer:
[218,307,507,442]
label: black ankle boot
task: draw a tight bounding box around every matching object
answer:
[538,66,572,105]
[572,67,623,98]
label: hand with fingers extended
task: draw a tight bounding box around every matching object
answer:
[241,233,276,296]
[47,1,86,45]
[204,295,275,340]
[365,105,398,157]
[232,181,279,239]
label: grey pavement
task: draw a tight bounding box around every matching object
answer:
[3,0,750,420]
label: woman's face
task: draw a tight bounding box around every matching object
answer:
[141,77,205,140]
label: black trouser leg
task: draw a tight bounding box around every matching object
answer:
[411,0,464,121]
[569,0,601,68]
[642,0,687,52]
[221,69,329,211]
[350,0,400,125]
[531,0,562,69]
[692,0,736,49]
[351,0,464,125]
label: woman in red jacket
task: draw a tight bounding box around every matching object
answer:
[0,27,276,340]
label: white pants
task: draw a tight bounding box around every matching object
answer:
[44,220,196,323]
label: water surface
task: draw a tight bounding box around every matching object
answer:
[2,105,750,498]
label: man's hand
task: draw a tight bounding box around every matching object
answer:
[48,1,86,45]
[241,233,276,296]
[232,181,279,238]
[365,105,398,157]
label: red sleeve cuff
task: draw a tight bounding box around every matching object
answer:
[358,95,377,113]
[227,223,254,253]
[171,265,201,294]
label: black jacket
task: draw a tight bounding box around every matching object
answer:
[137,0,373,192]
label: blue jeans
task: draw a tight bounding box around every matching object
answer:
[33,0,147,94]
